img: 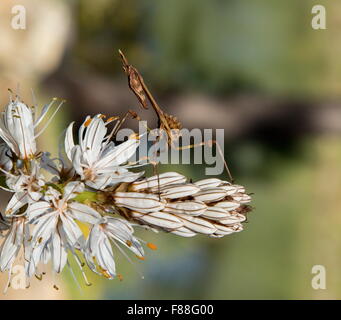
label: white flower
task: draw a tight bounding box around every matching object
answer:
[26,182,101,276]
[85,216,144,279]
[5,161,45,215]
[0,217,30,274]
[0,97,63,160]
[65,114,143,190]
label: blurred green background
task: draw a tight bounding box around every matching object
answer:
[1,0,341,299]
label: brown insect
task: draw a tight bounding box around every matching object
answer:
[118,49,233,183]
[119,50,182,146]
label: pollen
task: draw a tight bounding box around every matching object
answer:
[147,242,157,250]
[84,118,92,127]
[126,240,132,247]
[53,284,59,290]
[35,274,43,281]
[106,116,119,122]
[99,266,111,279]
[136,255,145,261]
[129,133,140,140]
[117,274,123,281]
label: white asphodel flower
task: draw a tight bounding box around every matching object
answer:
[26,182,101,277]
[65,114,143,190]
[4,161,45,215]
[0,97,63,160]
[0,216,31,291]
[85,217,144,279]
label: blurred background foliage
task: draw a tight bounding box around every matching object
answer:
[0,0,341,299]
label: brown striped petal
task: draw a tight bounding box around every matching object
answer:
[219,214,245,224]
[194,178,222,189]
[214,201,240,211]
[175,213,217,235]
[233,185,246,193]
[131,211,183,229]
[170,227,197,237]
[240,194,252,204]
[114,192,165,213]
[220,184,239,195]
[194,187,227,203]
[163,201,207,216]
[160,184,200,199]
[130,172,187,191]
[201,206,229,220]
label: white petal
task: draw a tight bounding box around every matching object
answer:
[27,201,52,222]
[27,243,46,277]
[175,213,216,234]
[160,184,200,199]
[131,211,183,230]
[220,214,246,224]
[4,101,36,159]
[70,145,83,176]
[96,235,116,279]
[5,192,29,215]
[63,181,84,201]
[194,178,222,189]
[201,207,229,220]
[170,227,197,237]
[68,202,101,224]
[114,192,165,213]
[163,201,207,216]
[130,172,187,191]
[51,229,68,273]
[240,194,252,204]
[59,214,84,247]
[194,187,227,203]
[105,217,144,257]
[31,212,57,245]
[214,201,240,211]
[233,184,246,193]
[220,184,238,195]
[213,223,242,235]
[0,221,23,271]
[82,116,107,165]
[96,138,139,168]
[65,122,75,160]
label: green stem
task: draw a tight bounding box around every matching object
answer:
[73,191,99,204]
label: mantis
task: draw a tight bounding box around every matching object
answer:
[118,49,233,184]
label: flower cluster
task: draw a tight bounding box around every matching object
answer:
[0,95,252,290]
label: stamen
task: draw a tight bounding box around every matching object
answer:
[112,240,144,280]
[147,242,158,250]
[84,118,92,127]
[71,250,92,286]
[66,261,83,294]
[106,116,119,123]
[35,99,65,138]
[126,240,132,247]
[35,274,43,281]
